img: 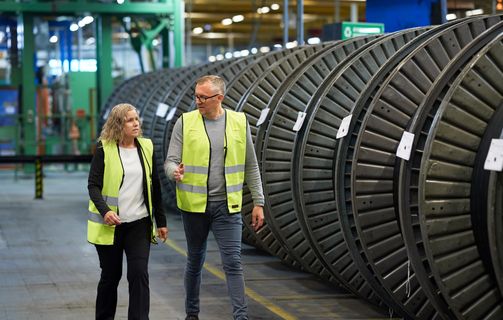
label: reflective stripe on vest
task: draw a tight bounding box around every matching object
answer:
[177,109,247,213]
[87,138,155,245]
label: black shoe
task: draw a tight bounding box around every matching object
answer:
[185,315,199,320]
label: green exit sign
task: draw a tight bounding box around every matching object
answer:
[341,22,385,39]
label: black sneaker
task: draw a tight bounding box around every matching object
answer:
[185,315,199,320]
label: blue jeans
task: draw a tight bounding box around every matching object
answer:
[181,201,247,320]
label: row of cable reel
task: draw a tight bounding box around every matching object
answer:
[101,15,503,319]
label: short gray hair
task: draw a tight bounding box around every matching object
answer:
[195,75,226,95]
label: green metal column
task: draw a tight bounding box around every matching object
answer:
[173,0,184,67]
[21,13,36,156]
[161,28,171,68]
[96,15,113,114]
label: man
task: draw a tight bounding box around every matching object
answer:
[164,75,265,320]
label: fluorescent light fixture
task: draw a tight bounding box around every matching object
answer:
[221,18,233,26]
[208,56,216,62]
[285,41,297,49]
[193,27,203,34]
[85,37,95,45]
[49,35,58,43]
[271,3,280,10]
[69,23,79,32]
[232,15,244,23]
[466,9,484,16]
[307,37,321,44]
[82,16,94,25]
[446,13,457,20]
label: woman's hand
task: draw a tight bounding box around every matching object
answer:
[157,227,168,242]
[104,211,121,225]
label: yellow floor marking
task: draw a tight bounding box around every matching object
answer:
[164,238,299,320]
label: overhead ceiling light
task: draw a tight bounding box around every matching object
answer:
[271,3,280,10]
[285,41,298,49]
[260,7,270,14]
[82,16,94,25]
[307,37,321,45]
[49,35,58,43]
[221,18,233,26]
[446,13,457,20]
[193,27,203,34]
[208,56,216,62]
[465,9,484,16]
[232,15,244,23]
[216,54,224,60]
[250,47,258,54]
[85,37,95,45]
[224,52,233,59]
[69,23,79,32]
[259,46,270,53]
[117,0,124,4]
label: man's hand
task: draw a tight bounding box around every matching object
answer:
[174,163,185,182]
[104,211,121,225]
[251,206,264,232]
[157,227,168,242]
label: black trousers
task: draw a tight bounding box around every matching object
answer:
[95,217,151,320]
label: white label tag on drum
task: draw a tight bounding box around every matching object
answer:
[292,111,307,132]
[484,139,503,171]
[256,108,270,127]
[336,114,353,139]
[166,107,177,121]
[156,103,169,117]
[396,131,415,161]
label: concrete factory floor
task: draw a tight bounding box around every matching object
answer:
[0,169,393,320]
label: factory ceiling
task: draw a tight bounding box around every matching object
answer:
[185,0,367,47]
[184,0,482,48]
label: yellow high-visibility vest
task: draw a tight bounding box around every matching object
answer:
[87,138,155,245]
[177,109,247,213]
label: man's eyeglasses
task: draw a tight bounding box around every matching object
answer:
[194,93,220,103]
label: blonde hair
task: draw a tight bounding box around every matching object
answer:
[195,75,226,95]
[99,103,142,143]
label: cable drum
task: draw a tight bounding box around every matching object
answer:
[232,45,334,271]
[222,47,313,266]
[291,27,454,318]
[255,36,394,300]
[410,31,503,319]
[99,14,503,318]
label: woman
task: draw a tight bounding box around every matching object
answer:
[87,103,168,320]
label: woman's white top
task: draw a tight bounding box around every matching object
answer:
[118,146,149,223]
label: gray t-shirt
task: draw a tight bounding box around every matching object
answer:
[164,110,265,207]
